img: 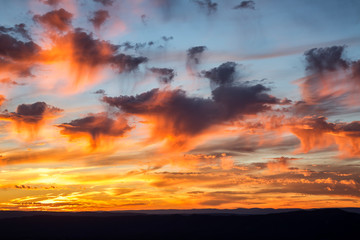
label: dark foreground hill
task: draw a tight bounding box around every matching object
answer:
[0,208,359,240]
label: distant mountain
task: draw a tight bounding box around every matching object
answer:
[0,208,359,239]
[1,207,359,219]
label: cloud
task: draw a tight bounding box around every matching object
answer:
[148,67,176,84]
[0,25,147,91]
[0,95,5,106]
[57,113,132,149]
[39,29,147,89]
[293,46,360,116]
[40,0,62,6]
[162,36,173,42]
[187,46,207,64]
[193,0,218,15]
[0,77,24,86]
[266,156,299,172]
[351,60,360,80]
[0,102,62,139]
[186,46,207,74]
[0,58,34,78]
[256,169,360,198]
[33,8,73,32]
[0,23,32,40]
[119,41,148,52]
[0,26,38,78]
[89,10,110,30]
[304,46,349,73]
[0,33,40,61]
[288,116,360,157]
[201,62,239,88]
[94,89,106,94]
[233,1,255,10]
[102,84,280,148]
[93,0,114,6]
[110,53,148,73]
[141,14,148,25]
[212,84,279,116]
[1,102,62,123]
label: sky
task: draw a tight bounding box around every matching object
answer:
[0,0,360,211]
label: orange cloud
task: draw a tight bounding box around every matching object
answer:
[286,116,360,157]
[38,29,147,92]
[266,156,299,172]
[0,95,5,106]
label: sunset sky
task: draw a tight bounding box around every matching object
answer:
[0,0,360,211]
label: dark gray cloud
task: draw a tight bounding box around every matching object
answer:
[193,0,218,15]
[120,42,135,51]
[186,46,207,73]
[33,8,73,32]
[201,62,239,88]
[58,113,132,148]
[291,46,360,117]
[0,102,62,124]
[93,0,114,6]
[0,33,40,61]
[94,89,106,94]
[102,83,280,137]
[149,67,176,84]
[109,54,148,73]
[119,41,148,52]
[304,46,349,73]
[162,36,173,42]
[0,24,39,78]
[40,0,62,6]
[141,14,148,25]
[212,84,278,117]
[16,102,61,121]
[337,121,360,137]
[0,23,32,40]
[187,46,207,65]
[68,30,116,66]
[233,1,255,10]
[89,10,110,30]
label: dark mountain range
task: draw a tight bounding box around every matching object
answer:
[0,208,359,239]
